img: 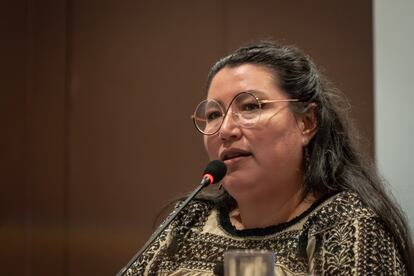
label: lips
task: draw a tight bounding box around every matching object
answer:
[220,148,252,161]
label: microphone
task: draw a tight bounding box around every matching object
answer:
[200,159,228,187]
[116,160,227,276]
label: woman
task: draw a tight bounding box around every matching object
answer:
[126,41,413,275]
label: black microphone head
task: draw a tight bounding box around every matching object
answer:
[203,160,227,184]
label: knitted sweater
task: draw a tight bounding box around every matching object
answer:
[125,191,406,275]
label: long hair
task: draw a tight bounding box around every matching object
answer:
[201,41,414,273]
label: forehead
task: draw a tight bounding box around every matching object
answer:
[207,64,283,101]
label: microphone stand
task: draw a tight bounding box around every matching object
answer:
[116,176,211,276]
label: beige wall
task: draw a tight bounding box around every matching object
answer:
[0,0,373,275]
[374,0,414,231]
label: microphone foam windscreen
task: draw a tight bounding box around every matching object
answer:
[204,160,227,184]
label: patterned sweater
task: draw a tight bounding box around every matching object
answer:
[125,191,406,275]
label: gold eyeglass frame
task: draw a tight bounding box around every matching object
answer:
[191,91,299,135]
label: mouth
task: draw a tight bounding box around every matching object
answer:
[220,149,252,163]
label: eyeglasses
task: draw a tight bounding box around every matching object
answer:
[192,91,299,135]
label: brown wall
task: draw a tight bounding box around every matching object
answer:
[0,0,373,275]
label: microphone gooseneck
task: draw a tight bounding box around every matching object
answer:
[116,160,227,276]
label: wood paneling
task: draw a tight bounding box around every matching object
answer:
[1,0,68,275]
[0,1,29,275]
[67,1,224,274]
[25,1,68,274]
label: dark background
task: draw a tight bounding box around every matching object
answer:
[0,0,373,275]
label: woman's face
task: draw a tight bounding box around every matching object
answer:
[204,64,309,202]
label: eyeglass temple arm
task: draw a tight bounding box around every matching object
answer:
[191,115,206,121]
[259,99,299,104]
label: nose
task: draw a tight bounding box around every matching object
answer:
[218,111,242,141]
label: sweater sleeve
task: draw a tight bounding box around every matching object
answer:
[124,220,174,276]
[124,199,212,275]
[308,216,406,275]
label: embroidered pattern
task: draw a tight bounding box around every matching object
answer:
[126,192,406,275]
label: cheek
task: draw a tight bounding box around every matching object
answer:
[275,131,304,165]
[254,124,303,162]
[203,136,219,159]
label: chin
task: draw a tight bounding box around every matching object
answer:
[223,176,254,196]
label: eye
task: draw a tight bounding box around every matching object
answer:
[242,102,261,111]
[206,110,223,122]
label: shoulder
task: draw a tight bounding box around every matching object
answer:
[169,199,215,234]
[305,191,406,274]
[306,191,376,234]
[125,199,215,275]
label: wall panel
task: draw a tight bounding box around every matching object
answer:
[68,1,224,274]
[25,0,68,275]
[0,1,29,275]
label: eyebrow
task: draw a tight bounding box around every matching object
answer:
[245,89,267,98]
[207,89,268,103]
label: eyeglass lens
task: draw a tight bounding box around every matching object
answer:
[193,92,261,135]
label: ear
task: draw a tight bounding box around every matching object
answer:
[297,103,318,146]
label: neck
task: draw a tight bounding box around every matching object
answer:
[230,189,317,230]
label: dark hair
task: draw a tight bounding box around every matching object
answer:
[202,41,414,272]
